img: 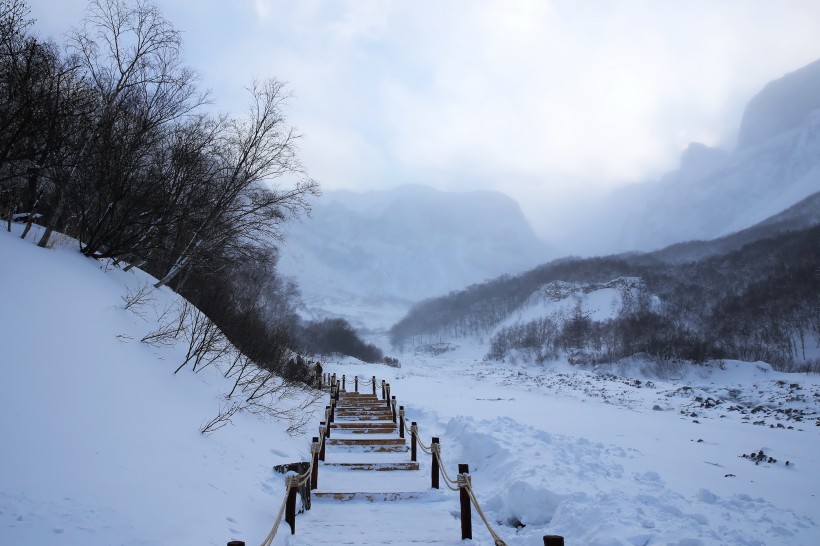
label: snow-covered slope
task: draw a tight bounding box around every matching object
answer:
[573,58,820,255]
[2,226,819,545]
[278,184,553,329]
[738,58,820,149]
[0,227,321,546]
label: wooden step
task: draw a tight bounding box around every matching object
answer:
[312,491,429,502]
[335,407,392,414]
[322,461,420,471]
[328,444,410,453]
[336,415,394,422]
[331,422,397,431]
[327,438,406,446]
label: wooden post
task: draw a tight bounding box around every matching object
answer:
[381,380,386,399]
[399,406,405,439]
[391,396,397,423]
[372,376,377,396]
[385,384,391,408]
[355,376,359,392]
[543,537,565,546]
[411,422,417,462]
[311,437,319,490]
[319,422,326,460]
[227,541,245,546]
[431,437,440,489]
[285,477,298,534]
[330,400,336,422]
[342,374,346,391]
[459,464,472,540]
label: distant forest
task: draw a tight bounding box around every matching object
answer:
[391,224,820,372]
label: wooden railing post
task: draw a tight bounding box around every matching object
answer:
[311,437,319,491]
[381,380,386,400]
[330,400,336,422]
[385,384,391,407]
[319,422,327,460]
[391,396,397,423]
[372,376,377,396]
[543,536,565,546]
[227,541,245,546]
[431,437,440,489]
[411,422,417,462]
[342,374,346,391]
[285,476,298,534]
[459,464,472,540]
[399,406,405,439]
[355,375,359,392]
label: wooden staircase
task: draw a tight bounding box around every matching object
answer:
[286,389,465,544]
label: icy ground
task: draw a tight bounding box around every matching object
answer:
[1,226,819,545]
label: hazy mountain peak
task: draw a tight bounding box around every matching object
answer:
[737,57,820,149]
[278,184,554,329]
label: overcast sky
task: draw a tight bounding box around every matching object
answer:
[25,0,820,238]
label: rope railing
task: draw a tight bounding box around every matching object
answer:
[232,373,564,546]
[402,409,514,545]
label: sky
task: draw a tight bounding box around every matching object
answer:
[24,0,820,238]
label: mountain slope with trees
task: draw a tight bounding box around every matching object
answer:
[0,0,335,372]
[391,221,820,372]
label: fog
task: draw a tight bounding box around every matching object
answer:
[26,0,820,253]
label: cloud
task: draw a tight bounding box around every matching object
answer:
[23,0,820,237]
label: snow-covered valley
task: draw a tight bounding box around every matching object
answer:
[2,227,819,545]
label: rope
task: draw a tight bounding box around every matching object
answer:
[431,446,460,491]
[463,480,508,546]
[259,474,299,546]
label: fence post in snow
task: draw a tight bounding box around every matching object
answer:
[411,422,418,462]
[311,437,319,491]
[227,541,245,546]
[459,463,472,540]
[355,375,359,392]
[543,536,565,545]
[381,380,386,399]
[285,475,298,534]
[385,384,391,408]
[372,376,377,396]
[399,406,405,439]
[342,374,346,391]
[319,422,327,460]
[391,396,397,423]
[431,437,440,489]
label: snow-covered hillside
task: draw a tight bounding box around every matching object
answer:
[277,184,553,330]
[0,227,322,545]
[3,226,819,545]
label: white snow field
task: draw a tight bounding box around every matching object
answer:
[2,226,819,545]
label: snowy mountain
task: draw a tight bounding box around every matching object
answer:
[278,184,553,330]
[647,189,820,264]
[576,58,820,255]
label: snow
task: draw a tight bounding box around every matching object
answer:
[2,225,819,545]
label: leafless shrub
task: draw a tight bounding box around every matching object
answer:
[140,301,185,348]
[121,280,155,317]
[200,401,242,434]
[174,302,232,374]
